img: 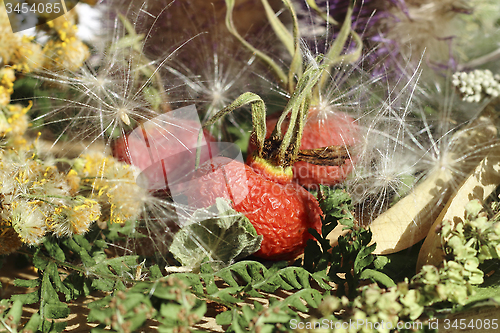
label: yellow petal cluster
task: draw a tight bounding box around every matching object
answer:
[77,152,148,224]
[43,14,90,72]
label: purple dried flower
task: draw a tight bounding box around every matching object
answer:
[295,0,472,79]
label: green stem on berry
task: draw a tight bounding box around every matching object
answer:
[266,62,324,168]
[260,0,293,56]
[195,92,267,168]
[216,0,360,171]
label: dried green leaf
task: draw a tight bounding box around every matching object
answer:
[170,198,262,269]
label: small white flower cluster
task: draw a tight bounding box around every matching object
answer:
[452,69,500,102]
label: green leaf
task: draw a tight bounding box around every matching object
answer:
[311,270,333,290]
[216,310,233,326]
[354,243,376,275]
[203,92,267,155]
[467,278,500,305]
[106,256,140,276]
[149,264,163,280]
[88,307,111,323]
[73,234,92,252]
[44,303,70,319]
[46,262,72,301]
[11,291,39,304]
[373,256,390,270]
[33,248,49,270]
[24,312,42,331]
[201,273,219,295]
[210,286,244,303]
[88,295,113,310]
[14,278,40,288]
[63,237,95,267]
[43,237,66,262]
[41,272,59,303]
[91,278,115,292]
[40,318,67,333]
[280,288,323,312]
[271,267,311,290]
[359,269,396,288]
[170,198,262,269]
[6,299,23,323]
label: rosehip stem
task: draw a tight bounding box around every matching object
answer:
[196,63,325,171]
[267,62,325,168]
[195,92,267,169]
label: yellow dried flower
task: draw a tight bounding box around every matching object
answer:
[9,134,29,150]
[0,68,15,106]
[0,5,19,65]
[79,152,147,224]
[0,4,43,72]
[50,197,101,237]
[0,149,105,242]
[4,102,31,136]
[13,36,44,72]
[10,201,47,245]
[107,183,145,224]
[46,11,78,33]
[66,169,81,195]
[43,14,89,72]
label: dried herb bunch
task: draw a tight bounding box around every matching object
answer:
[2,0,500,333]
